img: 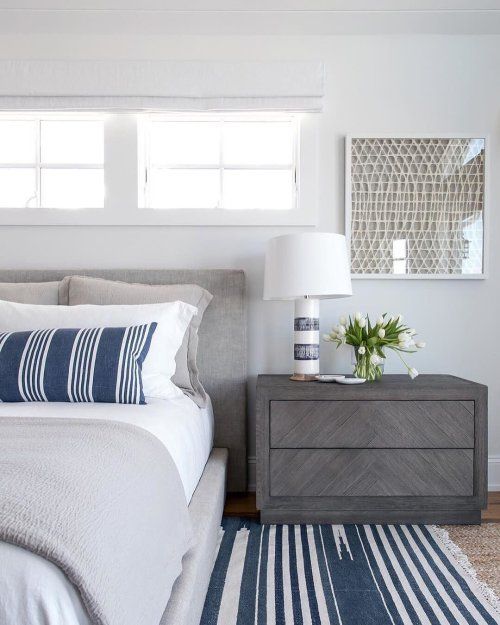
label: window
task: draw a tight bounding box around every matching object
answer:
[139,114,298,211]
[0,111,316,226]
[0,115,104,209]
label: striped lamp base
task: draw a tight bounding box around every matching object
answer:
[292,298,319,381]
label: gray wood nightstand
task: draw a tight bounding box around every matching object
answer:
[256,374,488,525]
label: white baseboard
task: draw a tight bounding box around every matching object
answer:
[489,455,500,491]
[246,456,500,493]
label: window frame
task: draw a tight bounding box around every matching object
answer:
[0,111,318,226]
[138,112,299,212]
[0,113,105,211]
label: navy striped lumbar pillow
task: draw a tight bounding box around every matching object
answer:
[0,323,157,404]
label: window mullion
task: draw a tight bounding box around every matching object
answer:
[0,164,38,169]
[145,118,150,210]
[36,163,102,170]
[151,164,221,170]
[219,117,224,209]
[137,115,150,209]
[36,119,41,208]
[292,116,299,210]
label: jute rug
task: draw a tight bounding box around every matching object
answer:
[201,518,500,624]
[444,524,500,599]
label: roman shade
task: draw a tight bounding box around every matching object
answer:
[0,60,324,112]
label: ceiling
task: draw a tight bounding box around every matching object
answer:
[0,1,499,35]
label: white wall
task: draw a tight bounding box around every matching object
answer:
[0,33,499,488]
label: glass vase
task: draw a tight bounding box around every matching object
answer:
[352,347,384,382]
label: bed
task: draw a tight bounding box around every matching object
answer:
[0,269,247,625]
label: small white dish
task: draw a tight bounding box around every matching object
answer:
[315,375,346,382]
[335,377,366,384]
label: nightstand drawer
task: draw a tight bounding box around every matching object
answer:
[270,449,474,497]
[270,400,474,449]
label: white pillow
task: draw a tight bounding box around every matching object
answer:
[0,299,197,400]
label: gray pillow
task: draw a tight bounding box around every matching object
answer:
[0,281,60,304]
[60,275,213,407]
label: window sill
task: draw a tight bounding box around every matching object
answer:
[0,207,317,227]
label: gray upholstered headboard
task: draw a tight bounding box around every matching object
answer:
[0,269,247,492]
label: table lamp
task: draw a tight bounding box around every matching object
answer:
[264,232,352,381]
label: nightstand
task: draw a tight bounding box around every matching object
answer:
[256,374,487,524]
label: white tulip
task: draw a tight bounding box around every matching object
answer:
[358,345,366,355]
[339,316,347,326]
[323,334,332,342]
[370,354,383,365]
[408,328,416,336]
[398,332,409,342]
[378,328,385,338]
[376,316,384,326]
[408,367,419,379]
[416,341,426,348]
[355,311,363,321]
[359,317,367,328]
[337,325,346,336]
[399,341,410,349]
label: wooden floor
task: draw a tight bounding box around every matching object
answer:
[225,492,500,523]
[224,492,259,519]
[483,491,500,522]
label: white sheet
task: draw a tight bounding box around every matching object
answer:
[0,394,214,625]
[0,393,213,503]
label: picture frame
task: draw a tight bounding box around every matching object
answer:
[345,134,488,279]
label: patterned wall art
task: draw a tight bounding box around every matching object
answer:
[345,137,486,278]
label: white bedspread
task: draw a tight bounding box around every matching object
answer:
[0,394,214,625]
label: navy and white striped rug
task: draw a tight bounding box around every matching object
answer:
[201,519,499,625]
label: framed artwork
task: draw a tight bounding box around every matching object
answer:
[345,136,487,279]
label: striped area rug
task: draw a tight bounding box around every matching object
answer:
[201,518,500,625]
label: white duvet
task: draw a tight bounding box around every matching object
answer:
[0,394,214,625]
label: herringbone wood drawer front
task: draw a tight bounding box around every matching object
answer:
[257,375,487,524]
[270,449,474,497]
[270,400,474,449]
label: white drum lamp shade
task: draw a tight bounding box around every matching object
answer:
[264,232,352,300]
[264,232,352,380]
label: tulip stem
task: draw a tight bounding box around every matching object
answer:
[394,348,411,372]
